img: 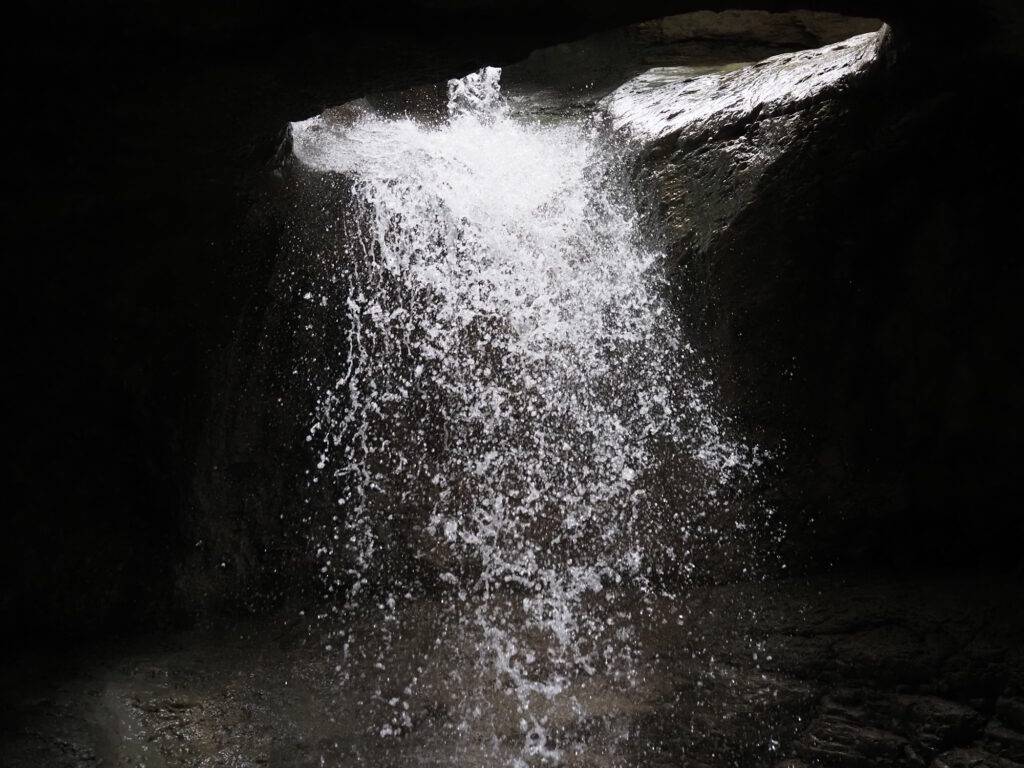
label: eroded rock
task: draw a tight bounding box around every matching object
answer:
[601,20,1024,568]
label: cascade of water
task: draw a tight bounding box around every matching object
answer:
[291,67,761,764]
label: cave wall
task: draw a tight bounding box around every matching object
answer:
[5,1,1022,640]
[626,25,1024,569]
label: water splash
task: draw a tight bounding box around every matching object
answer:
[291,67,761,763]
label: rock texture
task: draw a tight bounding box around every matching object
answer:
[503,10,880,98]
[604,29,886,144]
[1,575,1021,766]
[606,22,1024,569]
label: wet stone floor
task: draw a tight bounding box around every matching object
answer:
[2,575,1022,768]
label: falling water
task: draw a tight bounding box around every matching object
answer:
[290,67,762,765]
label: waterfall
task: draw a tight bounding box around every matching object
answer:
[290,67,760,765]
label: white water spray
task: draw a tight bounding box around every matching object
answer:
[291,67,759,764]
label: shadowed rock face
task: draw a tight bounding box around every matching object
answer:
[607,23,1024,569]
[5,1,1024,641]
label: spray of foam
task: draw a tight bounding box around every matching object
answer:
[291,66,761,763]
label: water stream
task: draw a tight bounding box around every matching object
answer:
[290,67,762,765]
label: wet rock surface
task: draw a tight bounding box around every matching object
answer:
[2,575,1021,766]
[604,29,887,144]
[500,10,880,112]
[606,24,1024,569]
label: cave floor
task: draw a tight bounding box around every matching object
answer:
[2,574,1022,767]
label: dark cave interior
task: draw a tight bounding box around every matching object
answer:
[3,2,1024,765]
